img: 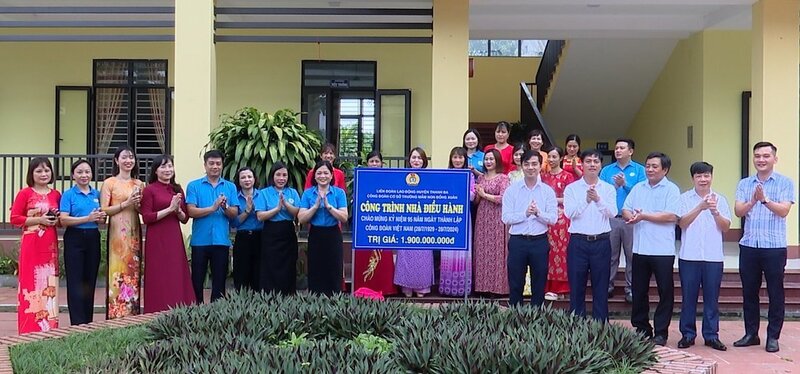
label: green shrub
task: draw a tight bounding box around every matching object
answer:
[78,291,655,373]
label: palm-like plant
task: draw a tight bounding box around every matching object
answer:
[207,107,323,189]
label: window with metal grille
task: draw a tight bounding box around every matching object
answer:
[92,59,170,158]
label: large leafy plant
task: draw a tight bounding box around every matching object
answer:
[207,107,322,189]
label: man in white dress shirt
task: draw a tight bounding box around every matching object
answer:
[623,152,680,346]
[676,161,730,351]
[564,149,617,322]
[502,150,557,307]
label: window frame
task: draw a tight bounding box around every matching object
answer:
[91,58,171,156]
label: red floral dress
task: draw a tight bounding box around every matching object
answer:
[541,170,575,294]
[562,156,583,180]
[11,188,61,334]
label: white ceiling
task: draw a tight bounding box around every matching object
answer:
[470,0,756,39]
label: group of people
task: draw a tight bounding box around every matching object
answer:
[11,146,350,334]
[11,125,793,355]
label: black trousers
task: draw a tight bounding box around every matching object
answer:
[567,234,611,322]
[307,226,343,296]
[739,245,786,339]
[63,227,101,325]
[507,235,549,307]
[233,230,261,291]
[191,245,229,303]
[261,221,298,295]
[631,253,675,338]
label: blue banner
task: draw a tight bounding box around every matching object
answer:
[352,168,471,251]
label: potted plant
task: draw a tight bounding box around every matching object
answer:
[206,107,323,189]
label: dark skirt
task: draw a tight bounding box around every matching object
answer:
[233,230,262,291]
[260,220,298,295]
[307,225,343,295]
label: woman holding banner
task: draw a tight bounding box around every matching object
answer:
[394,147,435,297]
[439,147,474,297]
[352,151,397,295]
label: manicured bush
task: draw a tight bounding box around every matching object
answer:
[79,290,655,373]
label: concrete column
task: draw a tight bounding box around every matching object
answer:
[751,0,800,252]
[174,0,216,182]
[431,0,469,167]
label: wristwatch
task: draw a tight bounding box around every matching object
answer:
[761,197,770,205]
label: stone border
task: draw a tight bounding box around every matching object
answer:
[644,346,717,374]
[0,312,715,374]
[0,313,162,373]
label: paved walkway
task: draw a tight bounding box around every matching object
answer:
[0,286,796,373]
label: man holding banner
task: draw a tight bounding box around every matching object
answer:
[502,150,557,307]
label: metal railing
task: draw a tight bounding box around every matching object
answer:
[520,82,555,149]
[0,154,157,232]
[0,154,412,231]
[535,40,566,110]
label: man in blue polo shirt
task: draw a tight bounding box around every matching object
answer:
[186,150,239,303]
[600,138,645,303]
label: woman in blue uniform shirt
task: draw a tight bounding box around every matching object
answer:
[298,160,349,295]
[231,167,261,291]
[256,162,301,294]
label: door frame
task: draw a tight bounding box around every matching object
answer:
[55,85,92,155]
[375,89,412,157]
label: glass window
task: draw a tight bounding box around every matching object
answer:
[489,40,519,57]
[469,40,488,56]
[92,59,170,159]
[521,40,547,57]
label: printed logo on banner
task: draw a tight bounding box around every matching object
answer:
[352,168,471,251]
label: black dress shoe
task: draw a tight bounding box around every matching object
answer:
[733,334,760,347]
[677,337,695,348]
[766,338,779,353]
[651,335,667,346]
[704,339,727,351]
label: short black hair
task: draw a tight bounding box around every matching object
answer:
[366,149,383,163]
[234,166,258,190]
[548,146,565,158]
[580,149,603,162]
[496,121,510,132]
[521,149,542,165]
[690,161,713,176]
[615,138,635,150]
[267,161,289,187]
[148,154,182,193]
[26,157,54,187]
[448,147,468,169]
[203,150,224,163]
[565,134,581,146]
[645,152,671,171]
[70,159,94,176]
[753,141,777,154]
[311,160,335,186]
[462,129,482,150]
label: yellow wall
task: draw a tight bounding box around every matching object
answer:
[215,43,432,156]
[628,30,752,228]
[468,57,540,123]
[628,32,704,191]
[702,30,751,228]
[0,42,175,154]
